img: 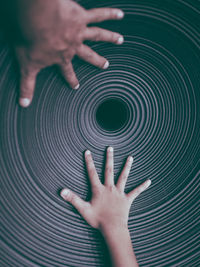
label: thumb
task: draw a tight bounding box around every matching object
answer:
[19,69,38,108]
[60,188,90,216]
[127,179,151,202]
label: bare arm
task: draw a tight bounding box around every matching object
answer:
[101,225,139,267]
[61,147,151,267]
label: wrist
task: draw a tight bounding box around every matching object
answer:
[99,218,128,232]
[99,224,139,267]
[99,223,129,239]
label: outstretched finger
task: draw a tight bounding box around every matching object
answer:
[127,179,151,202]
[60,62,79,90]
[85,150,102,190]
[86,8,124,24]
[116,156,133,192]
[60,188,90,217]
[84,27,124,45]
[104,147,114,187]
[19,68,39,107]
[77,44,109,69]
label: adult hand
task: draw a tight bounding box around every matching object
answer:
[15,0,124,107]
[60,147,151,230]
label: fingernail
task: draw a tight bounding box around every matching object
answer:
[85,150,91,156]
[60,188,70,199]
[74,84,80,90]
[116,11,124,19]
[146,179,151,187]
[117,36,124,45]
[103,61,109,69]
[19,98,30,107]
[128,156,133,162]
[108,146,113,152]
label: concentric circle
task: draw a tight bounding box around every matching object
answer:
[0,0,200,266]
[95,97,129,132]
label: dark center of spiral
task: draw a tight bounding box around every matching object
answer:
[96,98,129,131]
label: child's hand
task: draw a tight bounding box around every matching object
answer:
[60,147,151,231]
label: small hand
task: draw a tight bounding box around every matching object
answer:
[61,147,151,230]
[15,0,124,107]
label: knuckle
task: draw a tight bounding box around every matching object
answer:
[106,166,112,174]
[70,193,77,205]
[20,67,30,78]
[86,154,92,161]
[87,162,94,171]
[75,33,83,44]
[21,66,37,80]
[87,159,93,168]
[20,86,29,95]
[94,35,100,42]
[139,185,144,191]
[20,81,34,96]
[121,173,127,180]
[107,185,115,192]
[60,66,67,76]
[127,160,132,167]
[111,32,117,41]
[110,9,118,18]
[105,8,112,17]
[93,184,102,195]
[62,49,75,60]
[79,28,86,40]
[137,187,143,195]
[90,168,96,177]
[70,4,84,17]
[134,188,139,196]
[85,52,94,61]
[92,28,101,42]
[66,68,74,77]
[67,191,73,201]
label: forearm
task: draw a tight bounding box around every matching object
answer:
[100,225,139,267]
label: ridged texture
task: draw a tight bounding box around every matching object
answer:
[0,0,200,266]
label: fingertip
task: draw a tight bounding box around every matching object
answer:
[60,188,70,199]
[146,179,151,187]
[115,10,124,19]
[19,98,31,108]
[128,156,134,163]
[107,146,113,153]
[102,60,109,69]
[73,84,80,90]
[85,150,91,156]
[117,36,124,45]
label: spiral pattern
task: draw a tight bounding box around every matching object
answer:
[0,0,200,266]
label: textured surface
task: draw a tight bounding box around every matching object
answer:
[0,0,200,266]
